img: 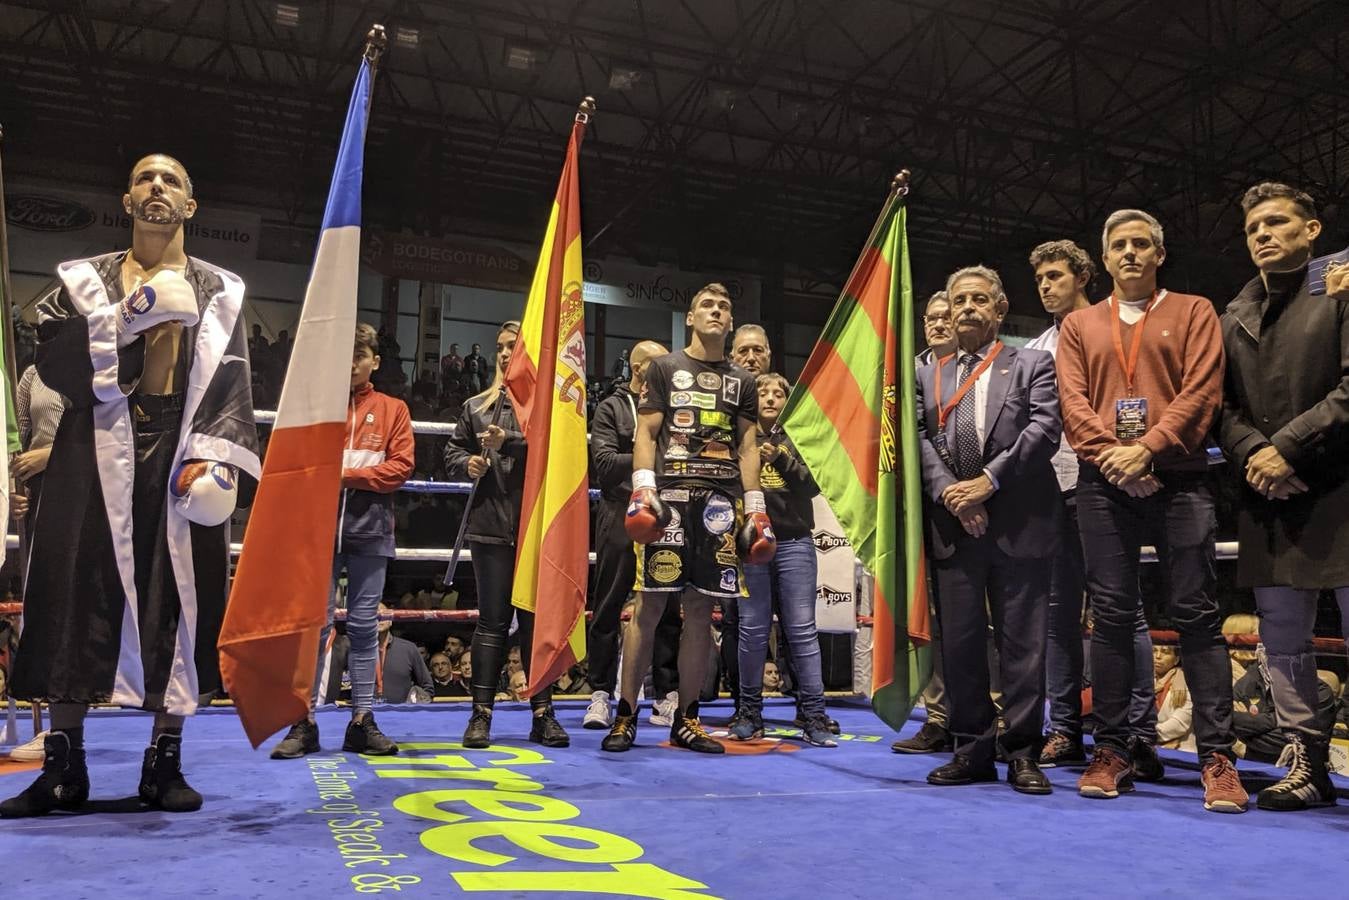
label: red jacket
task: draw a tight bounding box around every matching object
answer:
[339,382,415,555]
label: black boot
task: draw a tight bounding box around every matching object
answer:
[529,703,570,748]
[0,731,89,818]
[463,704,493,749]
[1257,732,1336,811]
[139,733,203,813]
[343,714,399,756]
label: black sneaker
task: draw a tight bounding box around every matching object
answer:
[1039,731,1087,768]
[529,705,570,748]
[138,733,203,813]
[0,732,89,818]
[601,715,637,752]
[671,715,724,754]
[343,715,399,756]
[1257,733,1336,811]
[891,720,951,754]
[1130,737,1165,783]
[270,719,320,759]
[793,711,841,735]
[728,707,764,741]
[463,705,493,749]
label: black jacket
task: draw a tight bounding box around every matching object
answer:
[761,431,818,541]
[1219,269,1349,587]
[443,394,526,545]
[591,384,639,503]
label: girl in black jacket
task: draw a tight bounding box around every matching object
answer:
[443,321,568,749]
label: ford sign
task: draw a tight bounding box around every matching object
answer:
[6,194,97,232]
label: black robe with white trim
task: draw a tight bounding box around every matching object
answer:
[11,251,261,715]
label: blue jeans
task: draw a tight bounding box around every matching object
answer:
[1046,494,1157,740]
[315,553,387,714]
[738,537,826,719]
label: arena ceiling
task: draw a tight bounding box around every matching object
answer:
[3,0,1348,309]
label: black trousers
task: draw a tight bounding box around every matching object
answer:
[588,499,680,697]
[1076,465,1233,758]
[469,541,551,707]
[934,536,1048,768]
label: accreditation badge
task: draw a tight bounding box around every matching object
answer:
[1114,397,1148,442]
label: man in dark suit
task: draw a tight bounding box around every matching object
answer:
[916,264,1062,795]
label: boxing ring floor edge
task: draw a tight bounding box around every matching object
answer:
[2,699,1348,899]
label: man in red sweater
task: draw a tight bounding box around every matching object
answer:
[270,322,415,760]
[1056,209,1248,813]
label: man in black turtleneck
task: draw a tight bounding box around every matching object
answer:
[1218,181,1349,812]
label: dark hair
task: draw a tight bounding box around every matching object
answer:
[354,322,380,355]
[756,372,790,394]
[689,282,732,311]
[1028,239,1097,283]
[1241,182,1317,220]
[128,153,194,198]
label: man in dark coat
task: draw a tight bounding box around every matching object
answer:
[2,154,260,818]
[1218,181,1349,811]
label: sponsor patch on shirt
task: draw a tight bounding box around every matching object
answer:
[650,550,683,584]
[696,371,721,390]
[699,410,732,430]
[700,440,732,460]
[719,567,739,593]
[715,533,738,566]
[672,409,696,428]
[671,370,695,390]
[659,488,690,502]
[669,390,717,410]
[722,376,741,405]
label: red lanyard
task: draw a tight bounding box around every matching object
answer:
[1110,291,1159,395]
[934,342,1003,429]
[375,639,387,698]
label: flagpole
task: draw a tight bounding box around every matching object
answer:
[441,386,508,587]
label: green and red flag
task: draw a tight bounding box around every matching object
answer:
[779,183,931,730]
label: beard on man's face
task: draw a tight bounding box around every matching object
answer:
[133,196,188,225]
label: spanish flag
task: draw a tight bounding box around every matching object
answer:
[219,54,375,747]
[506,100,593,694]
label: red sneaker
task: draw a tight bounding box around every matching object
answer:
[1200,752,1248,814]
[1077,746,1134,799]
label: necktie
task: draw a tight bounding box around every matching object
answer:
[954,352,982,479]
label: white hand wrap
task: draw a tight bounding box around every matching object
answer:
[632,468,657,491]
[171,461,238,527]
[115,269,200,348]
[744,490,767,514]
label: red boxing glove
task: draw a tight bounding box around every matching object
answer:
[737,511,776,564]
[174,460,209,496]
[624,470,670,544]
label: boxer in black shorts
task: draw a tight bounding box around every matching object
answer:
[602,283,776,753]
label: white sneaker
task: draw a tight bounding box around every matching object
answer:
[9,731,48,761]
[649,692,678,727]
[582,691,612,730]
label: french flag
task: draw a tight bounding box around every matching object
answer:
[219,57,373,748]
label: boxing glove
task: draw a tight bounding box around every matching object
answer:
[624,469,670,544]
[171,459,238,526]
[736,490,776,564]
[116,269,200,348]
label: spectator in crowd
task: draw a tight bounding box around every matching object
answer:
[452,655,474,696]
[584,339,681,731]
[508,670,530,702]
[378,608,433,704]
[729,372,836,747]
[463,342,488,394]
[1223,613,1261,683]
[1057,208,1246,812]
[445,320,568,748]
[274,328,294,370]
[916,265,1061,796]
[1025,242,1158,774]
[612,348,632,383]
[441,342,464,387]
[1219,180,1349,811]
[763,660,783,694]
[444,633,467,664]
[248,323,272,362]
[1232,648,1340,763]
[1153,645,1195,751]
[271,322,415,760]
[429,653,457,697]
[10,364,70,539]
[895,291,959,754]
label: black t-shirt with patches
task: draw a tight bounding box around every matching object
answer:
[639,349,757,491]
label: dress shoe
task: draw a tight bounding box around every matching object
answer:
[1007,757,1052,795]
[892,721,951,754]
[926,755,997,786]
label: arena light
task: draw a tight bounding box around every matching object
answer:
[274,3,299,27]
[503,41,546,72]
[608,64,646,92]
[395,26,420,50]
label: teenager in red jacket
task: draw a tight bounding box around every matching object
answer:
[271,322,415,759]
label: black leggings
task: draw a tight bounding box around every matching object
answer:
[469,541,552,708]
